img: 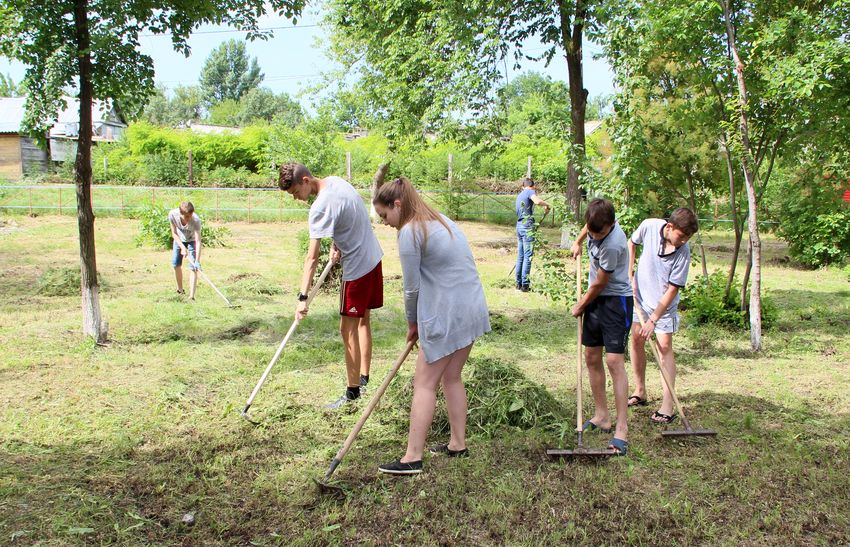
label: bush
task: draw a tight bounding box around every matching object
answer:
[37,266,107,296]
[775,167,850,267]
[680,271,777,329]
[296,229,341,291]
[135,204,230,249]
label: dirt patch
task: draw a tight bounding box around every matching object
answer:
[479,238,516,250]
[219,319,263,340]
[0,219,21,234]
[227,272,262,282]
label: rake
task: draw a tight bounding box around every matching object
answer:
[633,291,717,438]
[316,339,416,498]
[189,260,238,308]
[240,260,335,424]
[547,257,617,459]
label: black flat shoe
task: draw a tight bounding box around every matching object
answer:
[378,459,423,475]
[429,444,469,458]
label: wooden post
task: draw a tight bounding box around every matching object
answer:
[187,149,193,185]
[28,187,32,215]
[527,156,532,178]
[346,151,352,182]
[121,192,125,216]
[247,193,251,223]
[58,187,62,214]
[103,157,108,181]
[216,191,220,222]
[448,153,453,185]
[151,187,156,205]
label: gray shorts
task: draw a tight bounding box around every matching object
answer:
[633,306,679,334]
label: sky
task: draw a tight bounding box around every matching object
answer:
[0,7,616,109]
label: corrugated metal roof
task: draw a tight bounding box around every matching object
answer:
[0,96,124,135]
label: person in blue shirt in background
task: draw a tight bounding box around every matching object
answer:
[515,178,551,292]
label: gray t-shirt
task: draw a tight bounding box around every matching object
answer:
[168,209,202,242]
[398,215,491,364]
[309,176,383,281]
[587,222,631,297]
[631,218,691,316]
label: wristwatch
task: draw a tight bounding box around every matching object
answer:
[297,292,308,302]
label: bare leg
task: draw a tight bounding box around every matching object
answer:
[189,269,198,299]
[340,316,362,388]
[358,310,372,377]
[606,353,629,442]
[441,344,472,451]
[174,266,183,292]
[585,346,611,429]
[629,322,647,401]
[401,344,472,463]
[655,332,676,417]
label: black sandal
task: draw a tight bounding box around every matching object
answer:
[628,395,648,407]
[650,410,677,424]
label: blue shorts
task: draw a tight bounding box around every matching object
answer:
[171,241,198,270]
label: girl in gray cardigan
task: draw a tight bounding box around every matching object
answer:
[373,177,491,475]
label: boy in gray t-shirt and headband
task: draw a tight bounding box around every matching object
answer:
[627,208,698,425]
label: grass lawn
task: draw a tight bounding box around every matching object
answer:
[0,214,848,545]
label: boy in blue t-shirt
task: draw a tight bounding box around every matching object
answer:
[627,208,698,425]
[514,178,550,291]
[570,198,633,456]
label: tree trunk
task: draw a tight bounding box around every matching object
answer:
[73,0,106,343]
[558,0,587,222]
[369,161,391,221]
[685,169,709,279]
[721,135,742,302]
[722,0,761,351]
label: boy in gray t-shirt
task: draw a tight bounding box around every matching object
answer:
[570,198,633,456]
[627,208,699,426]
[279,163,384,410]
[168,202,202,299]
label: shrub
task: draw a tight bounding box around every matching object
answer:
[680,271,777,329]
[775,167,850,267]
[135,204,230,249]
[296,229,341,291]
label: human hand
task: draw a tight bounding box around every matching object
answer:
[181,247,188,257]
[639,318,655,340]
[570,242,581,260]
[570,303,583,318]
[191,260,201,271]
[296,301,309,320]
[406,322,419,344]
[329,245,341,265]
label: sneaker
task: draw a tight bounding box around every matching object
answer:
[359,374,369,390]
[521,285,530,292]
[324,388,360,410]
[378,459,423,475]
[429,444,469,458]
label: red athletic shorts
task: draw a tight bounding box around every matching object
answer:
[339,261,383,317]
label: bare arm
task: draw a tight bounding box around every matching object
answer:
[530,193,551,211]
[296,239,322,319]
[170,221,187,256]
[571,268,610,317]
[570,224,588,259]
[637,284,680,340]
[193,229,202,264]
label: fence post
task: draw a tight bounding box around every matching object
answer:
[247,193,251,223]
[527,156,532,178]
[187,150,193,185]
[215,190,220,222]
[58,187,62,214]
[346,151,352,182]
[151,187,155,205]
[448,153,453,185]
[103,157,108,181]
[121,191,125,216]
[28,187,32,215]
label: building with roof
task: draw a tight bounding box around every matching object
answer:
[0,96,126,180]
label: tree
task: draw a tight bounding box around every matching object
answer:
[199,39,264,106]
[603,0,850,350]
[325,0,603,220]
[141,84,203,127]
[237,87,302,127]
[0,0,304,342]
[0,72,25,96]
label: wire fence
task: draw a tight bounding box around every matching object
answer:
[0,183,775,228]
[0,183,549,225]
